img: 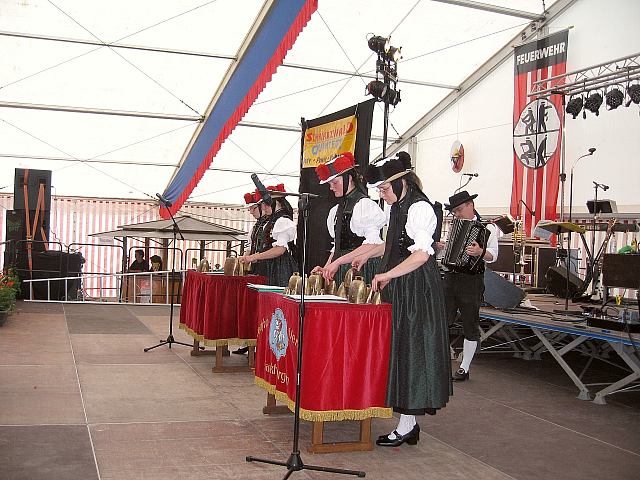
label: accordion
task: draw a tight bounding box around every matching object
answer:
[442,218,490,274]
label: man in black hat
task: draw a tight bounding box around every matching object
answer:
[439,191,498,381]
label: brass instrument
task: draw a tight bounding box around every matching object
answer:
[336,267,356,298]
[366,288,382,305]
[284,272,303,294]
[197,258,211,273]
[347,276,368,303]
[223,256,245,275]
[324,279,337,295]
[305,273,325,295]
[513,220,527,282]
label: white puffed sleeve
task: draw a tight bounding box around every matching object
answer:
[271,217,297,249]
[326,204,339,251]
[406,201,437,256]
[350,197,386,244]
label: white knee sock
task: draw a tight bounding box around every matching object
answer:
[459,339,478,373]
[393,414,416,436]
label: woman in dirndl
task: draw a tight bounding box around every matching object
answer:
[311,152,386,284]
[345,152,452,447]
[240,183,298,287]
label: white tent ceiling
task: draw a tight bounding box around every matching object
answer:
[0,0,555,206]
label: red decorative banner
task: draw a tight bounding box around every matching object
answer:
[511,30,569,236]
[254,292,393,421]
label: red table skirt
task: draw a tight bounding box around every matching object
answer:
[179,271,266,346]
[254,292,393,422]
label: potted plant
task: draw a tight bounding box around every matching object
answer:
[0,270,19,326]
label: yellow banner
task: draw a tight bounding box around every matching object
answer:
[302,115,357,168]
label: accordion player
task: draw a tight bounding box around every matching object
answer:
[442,218,491,274]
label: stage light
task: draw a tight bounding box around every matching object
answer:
[386,88,401,106]
[368,35,390,54]
[584,91,603,116]
[366,80,387,99]
[626,84,640,106]
[565,95,583,119]
[385,46,402,63]
[605,87,624,110]
[366,80,401,106]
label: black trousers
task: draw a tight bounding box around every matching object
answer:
[443,271,484,342]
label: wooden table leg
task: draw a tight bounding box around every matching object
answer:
[190,339,215,356]
[248,345,255,368]
[262,392,291,415]
[213,345,252,373]
[307,418,373,454]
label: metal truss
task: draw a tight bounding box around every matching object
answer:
[529,52,640,97]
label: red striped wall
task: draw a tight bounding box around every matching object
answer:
[0,194,253,298]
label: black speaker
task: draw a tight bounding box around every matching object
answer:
[3,210,50,267]
[545,265,583,299]
[14,168,52,212]
[14,251,84,300]
[483,268,526,309]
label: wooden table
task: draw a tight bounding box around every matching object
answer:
[254,292,393,453]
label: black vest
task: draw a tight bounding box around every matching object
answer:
[259,209,292,252]
[380,187,432,272]
[249,215,269,255]
[334,189,367,253]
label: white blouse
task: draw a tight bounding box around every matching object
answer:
[484,223,499,264]
[327,197,386,252]
[384,200,437,256]
[271,216,297,249]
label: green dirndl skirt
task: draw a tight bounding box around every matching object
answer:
[258,251,298,287]
[381,255,452,415]
[334,249,381,286]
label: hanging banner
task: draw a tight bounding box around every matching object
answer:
[297,99,376,273]
[510,30,569,236]
[159,0,318,218]
[302,115,357,168]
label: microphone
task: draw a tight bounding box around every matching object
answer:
[593,181,609,191]
[462,173,479,177]
[156,193,172,207]
[588,147,596,154]
[251,173,271,204]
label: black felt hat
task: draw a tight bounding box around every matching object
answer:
[365,152,412,187]
[444,190,478,211]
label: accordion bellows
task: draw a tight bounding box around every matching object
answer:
[442,218,489,274]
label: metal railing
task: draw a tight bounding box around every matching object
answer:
[21,269,220,304]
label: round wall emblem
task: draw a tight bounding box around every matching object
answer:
[450,140,464,173]
[513,98,560,169]
[269,308,288,360]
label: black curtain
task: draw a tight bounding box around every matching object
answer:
[297,99,376,274]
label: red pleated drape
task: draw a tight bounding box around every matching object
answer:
[254,292,393,421]
[179,271,266,344]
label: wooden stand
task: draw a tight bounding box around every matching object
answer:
[190,340,215,356]
[260,393,374,453]
[211,345,255,373]
[308,418,373,454]
[262,393,291,415]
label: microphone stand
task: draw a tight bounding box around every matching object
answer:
[246,192,365,479]
[144,199,192,352]
[454,174,475,194]
[562,150,595,310]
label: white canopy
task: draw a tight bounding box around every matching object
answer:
[90,215,247,242]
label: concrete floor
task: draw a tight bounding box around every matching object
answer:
[1,301,639,480]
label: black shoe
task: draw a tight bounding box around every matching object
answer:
[452,367,469,381]
[377,422,421,441]
[376,424,420,447]
[232,347,248,355]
